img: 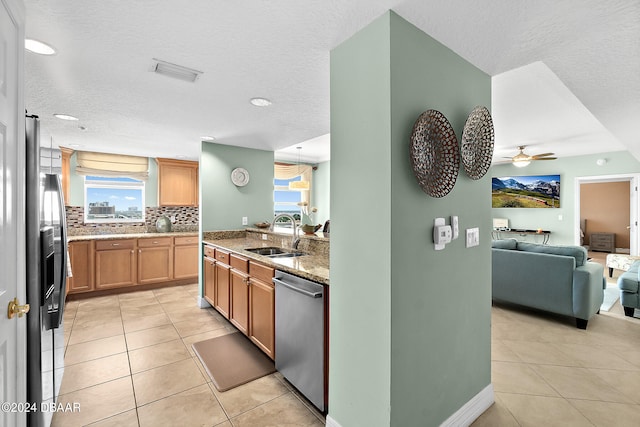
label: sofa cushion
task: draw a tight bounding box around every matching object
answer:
[491,239,518,250]
[516,242,588,267]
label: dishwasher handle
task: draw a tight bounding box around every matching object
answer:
[273,277,323,298]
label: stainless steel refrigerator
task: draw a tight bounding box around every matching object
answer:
[25,114,68,427]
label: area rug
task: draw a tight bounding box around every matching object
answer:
[601,287,620,312]
[192,332,275,392]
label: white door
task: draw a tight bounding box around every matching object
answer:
[0,1,26,427]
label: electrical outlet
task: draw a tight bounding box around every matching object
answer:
[242,216,248,225]
[262,234,268,240]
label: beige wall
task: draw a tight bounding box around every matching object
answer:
[580,181,630,248]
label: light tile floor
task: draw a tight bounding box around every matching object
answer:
[473,252,640,426]
[53,284,324,427]
[55,267,640,426]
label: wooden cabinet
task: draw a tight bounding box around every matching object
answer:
[174,236,198,279]
[60,147,73,206]
[156,158,198,207]
[590,232,615,252]
[67,234,199,297]
[215,263,231,318]
[249,261,275,359]
[213,249,231,319]
[229,254,250,335]
[95,239,137,290]
[67,240,95,294]
[203,249,216,307]
[137,237,173,284]
[201,246,276,359]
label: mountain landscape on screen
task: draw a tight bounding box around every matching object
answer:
[492,175,560,208]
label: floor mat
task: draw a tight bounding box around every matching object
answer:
[192,332,275,392]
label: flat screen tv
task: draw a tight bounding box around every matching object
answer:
[492,174,560,208]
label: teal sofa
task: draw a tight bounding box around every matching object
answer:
[617,261,640,317]
[492,239,605,329]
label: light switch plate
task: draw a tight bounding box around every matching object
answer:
[242,216,248,225]
[466,227,480,248]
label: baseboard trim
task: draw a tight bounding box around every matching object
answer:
[440,383,494,427]
[325,415,342,427]
[197,296,212,309]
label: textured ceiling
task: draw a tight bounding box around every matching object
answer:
[24,0,640,163]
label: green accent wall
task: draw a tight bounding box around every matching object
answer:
[329,11,491,426]
[330,14,392,426]
[200,142,274,230]
[312,161,330,226]
[491,151,640,245]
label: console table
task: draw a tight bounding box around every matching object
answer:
[492,229,551,244]
[590,232,615,253]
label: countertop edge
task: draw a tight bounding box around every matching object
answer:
[202,239,329,286]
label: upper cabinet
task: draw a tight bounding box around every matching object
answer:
[156,158,199,206]
[60,147,73,206]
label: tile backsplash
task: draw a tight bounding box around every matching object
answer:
[66,205,199,235]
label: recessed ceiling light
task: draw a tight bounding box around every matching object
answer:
[78,125,87,131]
[201,136,216,141]
[250,97,272,107]
[53,113,79,121]
[25,39,56,55]
[152,58,203,82]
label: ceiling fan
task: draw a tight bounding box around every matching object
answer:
[505,145,557,167]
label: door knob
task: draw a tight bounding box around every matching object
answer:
[7,298,30,319]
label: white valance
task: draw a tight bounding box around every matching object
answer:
[274,162,312,205]
[75,151,149,180]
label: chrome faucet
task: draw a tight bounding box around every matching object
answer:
[270,213,298,248]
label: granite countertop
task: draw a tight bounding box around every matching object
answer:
[202,237,329,285]
[68,231,198,242]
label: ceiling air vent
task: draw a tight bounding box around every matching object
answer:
[151,58,203,82]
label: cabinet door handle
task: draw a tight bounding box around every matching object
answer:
[112,243,120,246]
[139,249,142,253]
[131,250,134,254]
[153,241,159,244]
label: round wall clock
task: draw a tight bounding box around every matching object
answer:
[231,167,250,187]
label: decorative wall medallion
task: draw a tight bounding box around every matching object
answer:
[461,106,494,180]
[409,110,460,197]
[231,167,250,186]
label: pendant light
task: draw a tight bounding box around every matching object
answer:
[288,147,310,190]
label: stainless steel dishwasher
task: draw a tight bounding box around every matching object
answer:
[273,270,325,412]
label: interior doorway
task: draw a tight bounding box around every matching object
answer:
[574,174,640,256]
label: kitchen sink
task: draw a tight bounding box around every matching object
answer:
[245,247,307,258]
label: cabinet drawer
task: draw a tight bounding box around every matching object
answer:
[230,253,249,273]
[95,239,136,251]
[204,245,215,258]
[175,236,198,246]
[249,261,275,285]
[216,249,230,264]
[138,237,172,247]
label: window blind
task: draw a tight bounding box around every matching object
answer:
[75,151,149,180]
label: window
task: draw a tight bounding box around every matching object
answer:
[84,176,145,223]
[274,176,302,221]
